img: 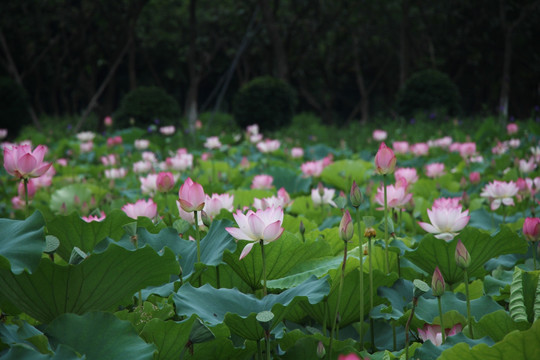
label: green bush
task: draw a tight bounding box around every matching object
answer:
[233,76,297,131]
[0,77,31,138]
[396,69,461,119]
[115,86,181,128]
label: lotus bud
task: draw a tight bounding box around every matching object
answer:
[299,221,305,236]
[431,267,445,297]
[523,217,540,242]
[156,172,175,193]
[201,210,212,227]
[340,210,354,242]
[455,239,471,269]
[374,142,396,175]
[317,341,326,358]
[350,180,363,208]
[318,182,324,197]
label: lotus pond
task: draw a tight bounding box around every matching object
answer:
[0,118,539,360]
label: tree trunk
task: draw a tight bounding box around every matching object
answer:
[399,0,410,89]
[499,29,512,119]
[259,0,289,80]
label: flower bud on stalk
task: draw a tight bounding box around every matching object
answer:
[350,180,363,208]
[340,210,354,242]
[431,267,445,297]
[455,239,471,269]
[374,142,396,175]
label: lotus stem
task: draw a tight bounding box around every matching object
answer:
[356,209,364,349]
[437,296,446,344]
[533,241,538,270]
[265,330,271,360]
[194,211,201,263]
[464,269,473,338]
[368,235,375,350]
[329,239,348,358]
[131,234,143,309]
[260,239,267,296]
[24,178,29,218]
[405,296,418,360]
[383,175,389,273]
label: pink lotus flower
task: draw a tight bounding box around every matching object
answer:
[11,196,25,210]
[246,124,259,135]
[253,188,293,210]
[156,172,175,193]
[250,133,263,143]
[142,151,157,163]
[372,129,387,141]
[107,136,122,147]
[3,144,52,179]
[375,142,396,175]
[290,147,304,158]
[492,141,509,155]
[104,116,113,127]
[178,177,206,212]
[0,128,7,140]
[459,142,476,158]
[204,136,222,150]
[240,156,250,169]
[480,180,519,210]
[301,160,324,177]
[159,126,175,136]
[225,206,285,260]
[432,197,462,209]
[523,217,540,242]
[418,201,470,241]
[134,139,150,150]
[375,179,412,210]
[469,172,481,184]
[100,154,117,167]
[425,163,445,178]
[122,199,158,220]
[104,168,127,179]
[519,158,536,174]
[418,324,462,346]
[410,143,429,156]
[340,209,354,241]
[256,139,280,153]
[392,141,409,154]
[338,354,365,360]
[82,211,106,223]
[165,153,193,171]
[428,136,452,149]
[311,186,337,207]
[200,152,210,161]
[133,160,153,173]
[76,131,95,142]
[395,167,419,184]
[251,174,274,189]
[507,123,518,135]
[204,193,235,218]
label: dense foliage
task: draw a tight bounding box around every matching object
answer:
[115,86,182,128]
[233,76,297,131]
[1,0,539,126]
[0,114,539,359]
[0,77,31,136]
[396,69,462,118]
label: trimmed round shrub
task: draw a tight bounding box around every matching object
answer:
[396,69,461,118]
[233,76,297,131]
[0,77,31,138]
[115,86,181,128]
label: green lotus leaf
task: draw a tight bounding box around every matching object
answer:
[415,291,503,324]
[0,320,51,355]
[301,258,399,328]
[139,317,197,360]
[509,266,540,323]
[321,159,373,191]
[0,344,83,359]
[262,166,312,194]
[49,183,107,215]
[223,231,331,290]
[438,318,540,360]
[45,311,155,360]
[405,226,527,286]
[228,189,274,208]
[173,276,329,340]
[0,243,179,323]
[473,309,530,342]
[0,211,46,274]
[46,209,132,261]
